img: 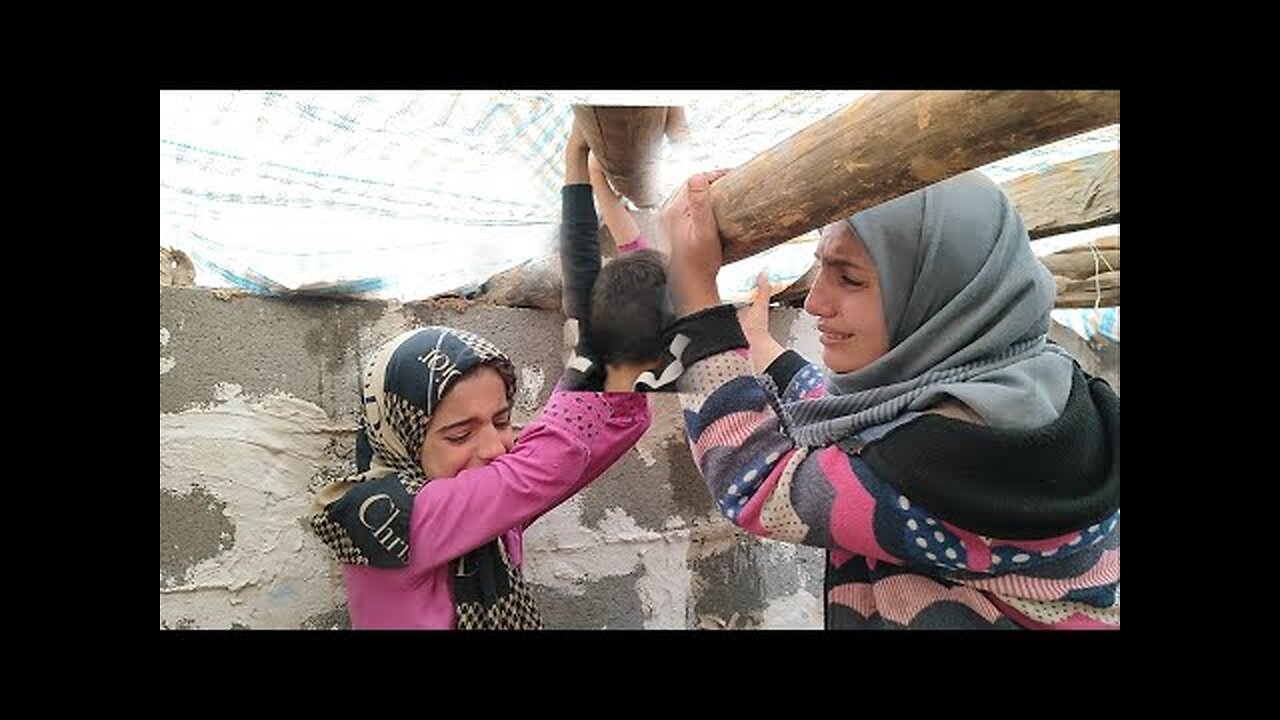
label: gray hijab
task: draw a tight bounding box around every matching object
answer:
[784,170,1076,447]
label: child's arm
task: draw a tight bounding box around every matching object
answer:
[323,390,650,573]
[559,119,606,389]
[410,390,649,564]
[588,152,646,253]
[564,120,590,186]
[561,119,598,323]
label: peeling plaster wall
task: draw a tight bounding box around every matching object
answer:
[160,287,1116,630]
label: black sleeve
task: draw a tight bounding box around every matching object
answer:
[559,184,601,356]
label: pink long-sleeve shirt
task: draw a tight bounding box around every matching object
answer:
[342,390,650,629]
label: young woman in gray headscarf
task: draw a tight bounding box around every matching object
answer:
[658,169,1119,629]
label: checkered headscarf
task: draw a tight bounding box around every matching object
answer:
[310,326,543,629]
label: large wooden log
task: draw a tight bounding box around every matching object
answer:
[478,93,1119,311]
[573,106,670,209]
[711,90,1119,263]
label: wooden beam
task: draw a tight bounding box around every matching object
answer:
[769,202,1120,309]
[572,106,670,209]
[1003,150,1119,238]
[477,94,1120,311]
[478,256,563,311]
[1040,237,1119,280]
[775,237,1120,310]
[1053,271,1119,308]
[1066,236,1118,252]
[710,90,1119,263]
[475,248,1120,312]
[161,247,195,287]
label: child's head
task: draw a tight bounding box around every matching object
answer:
[589,249,673,369]
[420,363,515,479]
[312,326,516,568]
[358,326,517,483]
